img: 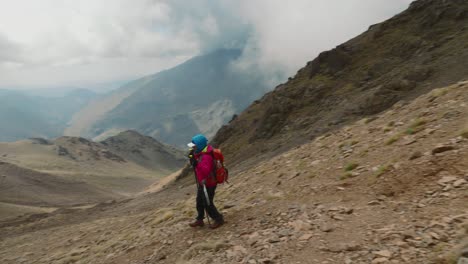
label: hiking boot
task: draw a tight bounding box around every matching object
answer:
[209,219,224,229]
[189,220,204,227]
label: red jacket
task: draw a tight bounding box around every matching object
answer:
[194,145,217,187]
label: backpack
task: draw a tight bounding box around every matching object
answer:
[211,148,229,184]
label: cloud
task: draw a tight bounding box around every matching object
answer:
[0,33,23,64]
[228,0,414,83]
[0,0,413,88]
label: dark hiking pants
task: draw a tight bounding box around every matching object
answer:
[196,185,223,222]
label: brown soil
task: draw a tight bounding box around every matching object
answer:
[1,81,467,264]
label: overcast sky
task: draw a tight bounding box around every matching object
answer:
[0,0,413,90]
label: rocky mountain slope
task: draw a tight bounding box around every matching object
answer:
[1,80,466,264]
[100,130,185,171]
[64,81,145,140]
[1,1,467,264]
[213,0,468,168]
[66,49,272,147]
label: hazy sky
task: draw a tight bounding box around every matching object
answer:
[0,0,413,90]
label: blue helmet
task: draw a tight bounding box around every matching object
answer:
[191,134,208,153]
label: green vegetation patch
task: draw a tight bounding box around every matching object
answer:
[405,128,416,135]
[344,162,359,172]
[313,74,332,84]
[406,118,428,135]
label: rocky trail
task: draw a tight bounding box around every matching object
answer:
[1,82,468,263]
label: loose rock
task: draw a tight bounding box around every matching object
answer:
[432,145,455,154]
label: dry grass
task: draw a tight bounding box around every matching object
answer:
[429,87,450,99]
[339,140,359,149]
[383,126,392,132]
[265,190,285,201]
[244,193,256,203]
[152,210,174,225]
[384,118,427,142]
[411,118,427,127]
[179,240,230,261]
[406,118,428,135]
[385,134,402,145]
[435,236,468,264]
[340,172,354,180]
[461,128,468,139]
[363,117,372,124]
[374,165,390,177]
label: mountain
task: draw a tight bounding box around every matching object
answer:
[100,130,185,171]
[63,76,160,142]
[16,82,127,97]
[2,80,467,264]
[0,89,97,141]
[1,1,468,264]
[0,131,184,219]
[65,49,272,147]
[212,0,468,168]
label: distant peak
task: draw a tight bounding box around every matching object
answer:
[115,130,146,138]
[54,136,92,145]
[121,130,141,135]
[102,130,153,143]
[28,138,51,145]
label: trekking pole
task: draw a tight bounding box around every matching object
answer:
[202,182,212,226]
[202,182,211,226]
[202,183,210,207]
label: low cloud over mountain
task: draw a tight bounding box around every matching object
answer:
[0,0,412,88]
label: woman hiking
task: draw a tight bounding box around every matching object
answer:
[187,134,224,229]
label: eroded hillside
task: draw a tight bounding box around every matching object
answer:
[213,0,468,169]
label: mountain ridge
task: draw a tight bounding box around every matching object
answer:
[66,49,273,147]
[212,0,468,169]
[0,130,185,220]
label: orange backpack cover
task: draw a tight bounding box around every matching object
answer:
[212,148,229,184]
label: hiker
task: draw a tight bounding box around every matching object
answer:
[187,134,224,229]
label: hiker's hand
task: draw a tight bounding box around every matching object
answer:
[201,179,206,185]
[188,150,197,166]
[190,157,197,167]
[187,149,194,159]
